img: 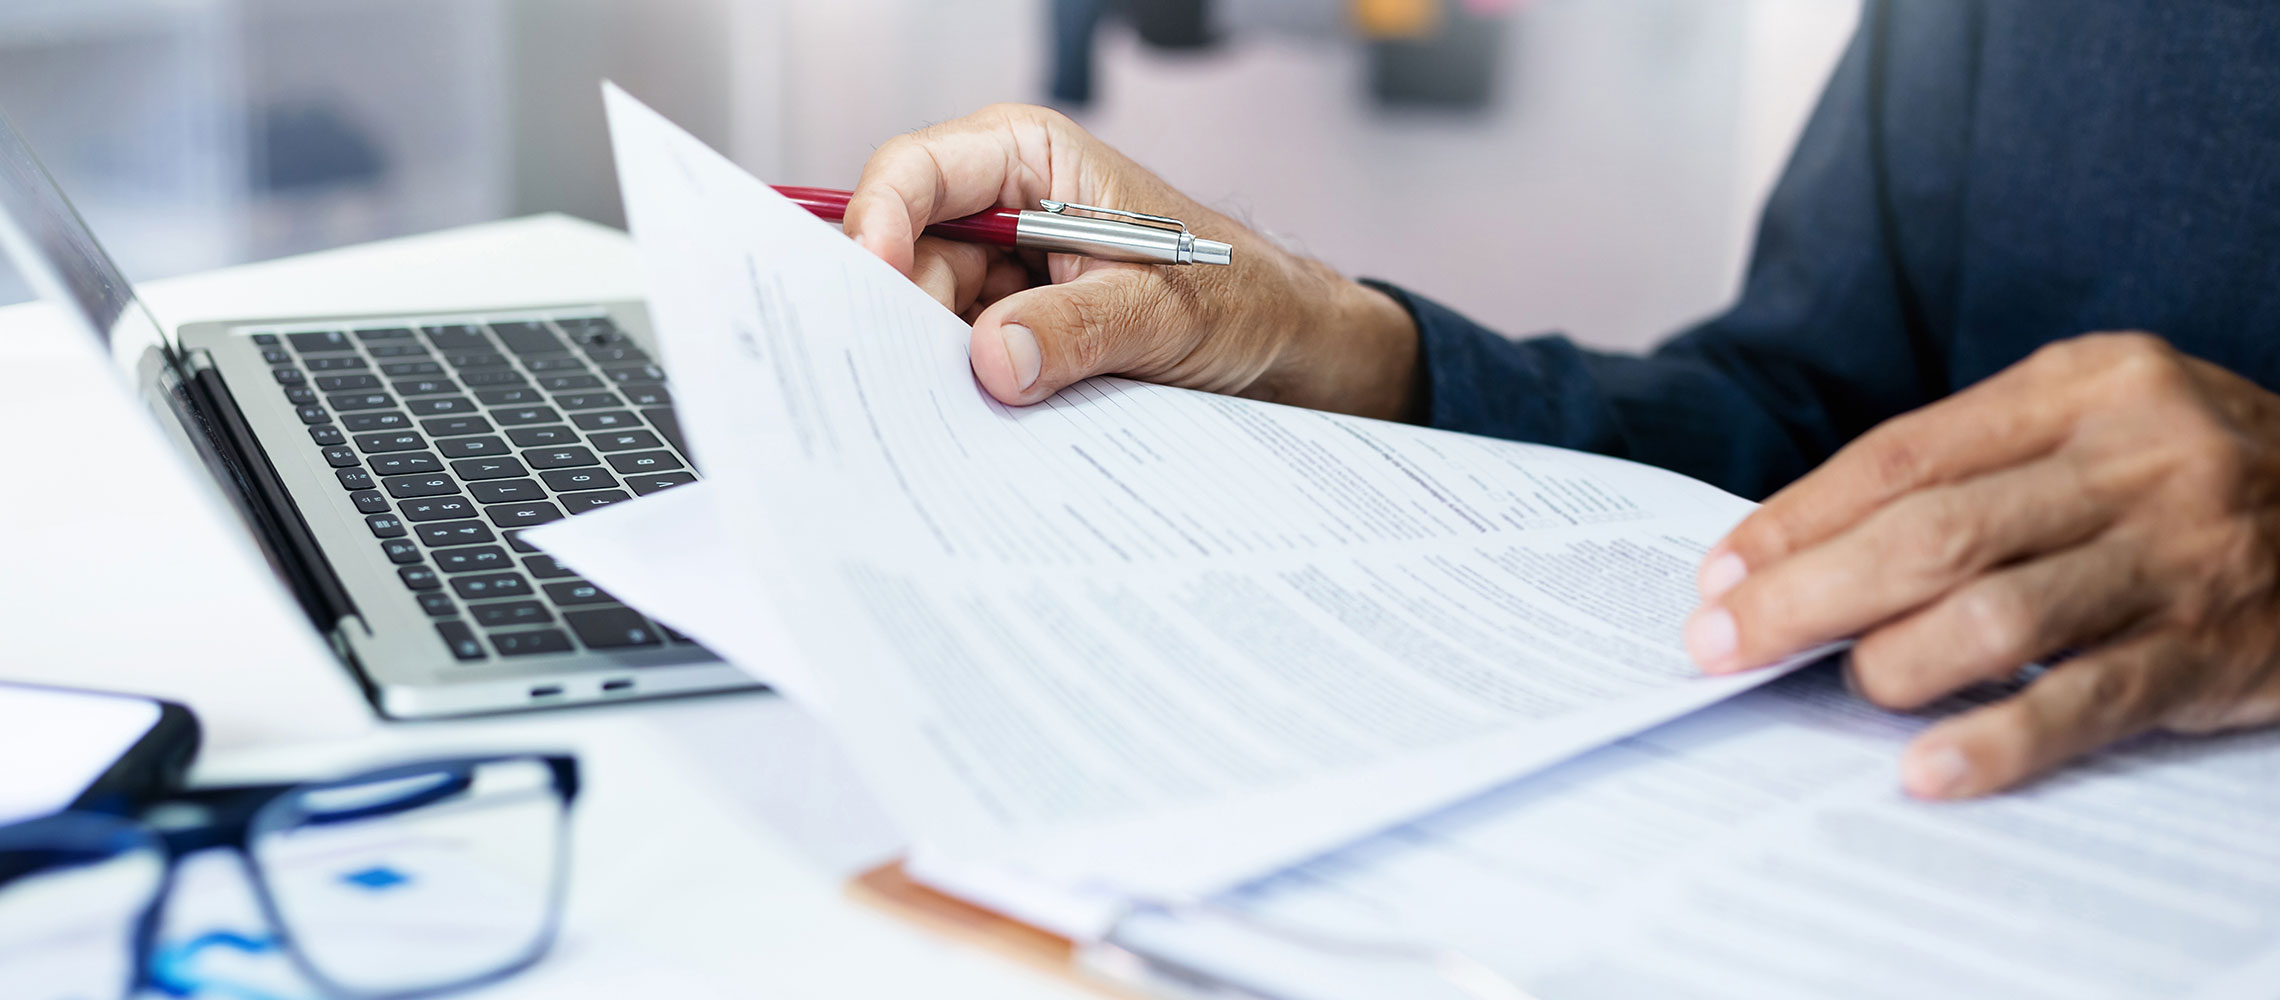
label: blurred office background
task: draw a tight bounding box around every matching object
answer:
[0,0,1857,351]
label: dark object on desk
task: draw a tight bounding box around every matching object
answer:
[1367,3,1506,109]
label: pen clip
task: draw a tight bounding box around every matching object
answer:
[1037,200,1187,234]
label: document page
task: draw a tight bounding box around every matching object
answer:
[602,85,1815,902]
[1108,667,2280,999]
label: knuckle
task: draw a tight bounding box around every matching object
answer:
[1891,492,1983,576]
[1955,585,2037,666]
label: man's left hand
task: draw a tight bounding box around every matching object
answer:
[1686,333,2280,798]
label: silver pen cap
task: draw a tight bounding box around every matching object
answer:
[1018,201,1235,266]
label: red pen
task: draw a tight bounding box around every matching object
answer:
[773,186,1234,267]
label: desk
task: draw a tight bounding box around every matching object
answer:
[0,215,1089,999]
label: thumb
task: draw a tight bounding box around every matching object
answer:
[968,266,1181,405]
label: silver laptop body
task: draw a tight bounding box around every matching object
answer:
[0,107,758,718]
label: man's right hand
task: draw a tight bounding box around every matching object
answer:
[844,103,1423,421]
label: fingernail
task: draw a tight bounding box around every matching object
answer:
[1698,550,1747,599]
[1684,607,1737,672]
[1902,746,1972,799]
[1000,323,1041,390]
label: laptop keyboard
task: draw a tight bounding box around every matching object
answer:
[251,316,702,664]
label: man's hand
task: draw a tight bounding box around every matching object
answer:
[1686,333,2280,798]
[844,103,1421,420]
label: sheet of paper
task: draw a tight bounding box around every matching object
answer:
[599,84,1818,904]
[1107,667,2280,1000]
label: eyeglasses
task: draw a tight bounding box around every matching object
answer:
[0,753,578,1000]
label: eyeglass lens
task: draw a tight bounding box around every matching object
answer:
[250,757,566,996]
[0,824,167,1000]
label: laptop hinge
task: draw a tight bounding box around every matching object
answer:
[181,355,363,636]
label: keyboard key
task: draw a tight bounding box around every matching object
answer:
[543,580,615,606]
[539,467,615,492]
[400,496,478,522]
[381,538,422,564]
[272,367,306,385]
[417,592,457,617]
[393,378,458,397]
[522,446,599,470]
[490,321,563,354]
[564,607,662,649]
[569,410,639,431]
[470,478,546,504]
[416,520,495,547]
[603,365,667,385]
[356,326,414,341]
[382,474,459,499]
[381,360,445,377]
[305,356,368,371]
[314,374,380,392]
[524,356,587,372]
[493,406,560,426]
[249,333,280,346]
[283,385,317,406]
[341,411,412,432]
[585,345,649,365]
[398,565,442,591]
[320,445,359,467]
[436,620,487,660]
[353,431,426,453]
[366,513,407,537]
[444,350,510,369]
[624,386,673,408]
[559,316,619,341]
[625,471,697,496]
[540,374,603,391]
[421,416,492,437]
[423,324,489,351]
[351,490,391,514]
[327,393,395,411]
[485,502,564,528]
[521,554,577,579]
[296,406,330,425]
[336,468,374,491]
[490,629,572,657]
[450,572,531,600]
[473,600,552,627]
[368,452,443,477]
[503,529,539,553]
[642,407,686,452]
[561,489,629,514]
[591,429,662,452]
[261,347,292,364]
[606,450,683,474]
[451,457,529,481]
[510,425,579,447]
[458,369,527,387]
[288,330,352,354]
[475,387,542,406]
[406,396,476,416]
[438,435,509,458]
[553,392,622,411]
[369,341,429,358]
[433,545,513,574]
[308,424,345,446]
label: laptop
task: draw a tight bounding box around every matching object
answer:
[0,107,758,718]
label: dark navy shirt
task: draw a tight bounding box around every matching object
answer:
[1381,0,2280,501]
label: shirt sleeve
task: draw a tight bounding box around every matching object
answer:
[1375,0,1962,501]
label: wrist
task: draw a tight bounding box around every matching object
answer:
[1257,258,1421,422]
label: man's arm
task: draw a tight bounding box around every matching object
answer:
[1391,0,1974,499]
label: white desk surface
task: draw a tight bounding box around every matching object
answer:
[0,214,1090,999]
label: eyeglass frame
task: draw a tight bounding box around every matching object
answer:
[0,752,581,1000]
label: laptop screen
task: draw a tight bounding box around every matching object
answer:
[0,106,177,377]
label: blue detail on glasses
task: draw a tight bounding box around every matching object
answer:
[341,865,410,891]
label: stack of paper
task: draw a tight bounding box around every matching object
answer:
[529,89,2280,998]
